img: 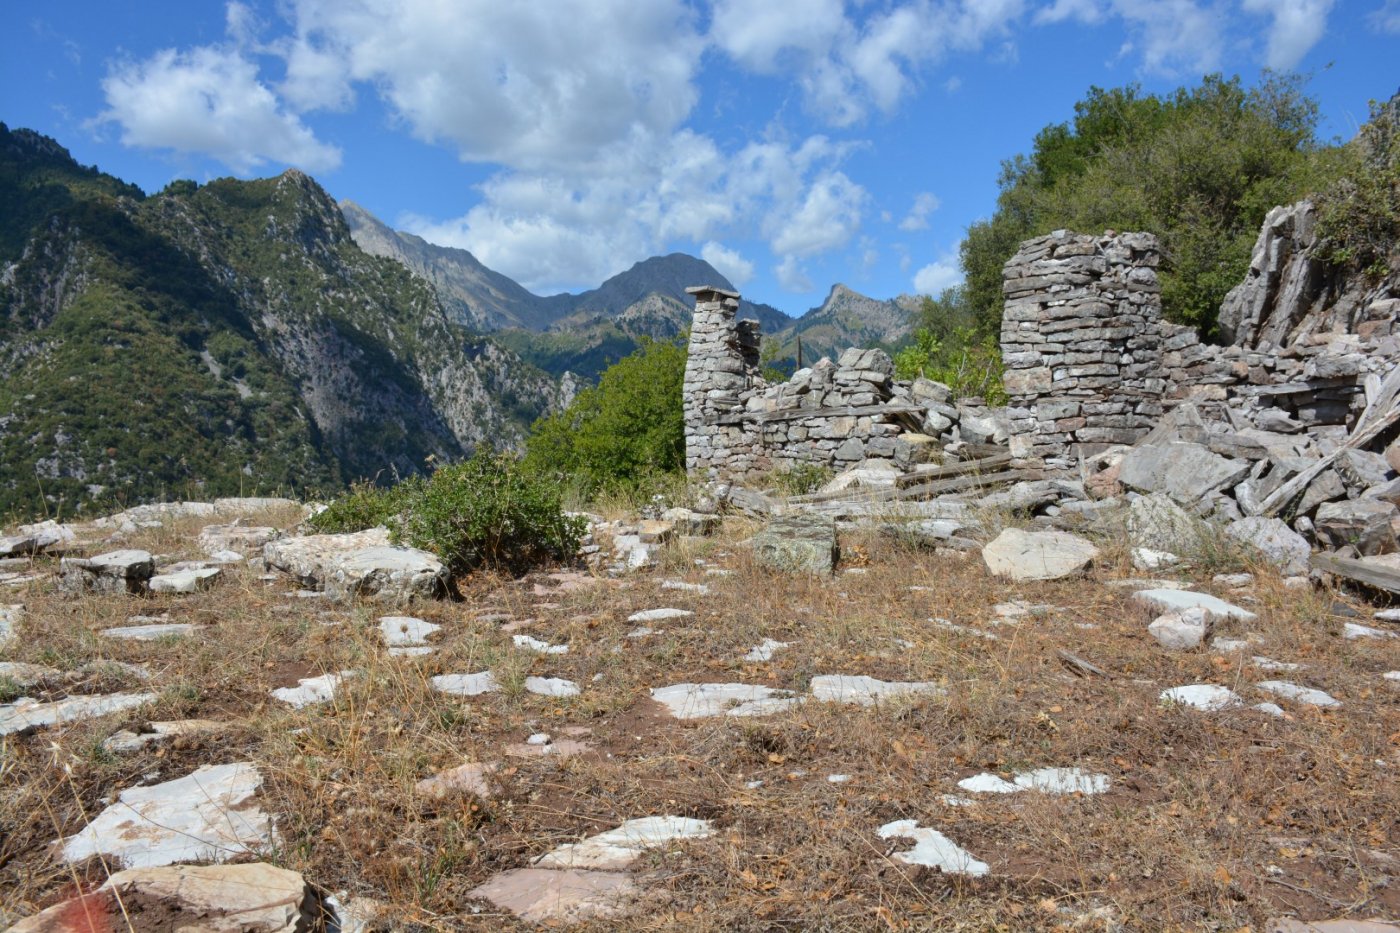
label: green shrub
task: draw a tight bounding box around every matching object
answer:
[524,336,686,497]
[401,451,587,575]
[1316,95,1400,278]
[768,462,834,496]
[892,289,1008,403]
[309,452,586,575]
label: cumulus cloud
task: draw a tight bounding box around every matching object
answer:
[913,252,961,294]
[701,242,756,287]
[770,171,866,257]
[1372,0,1400,33]
[283,0,701,170]
[776,255,814,292]
[1242,0,1335,69]
[94,45,341,173]
[898,191,940,231]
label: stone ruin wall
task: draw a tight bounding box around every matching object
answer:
[683,201,1400,483]
[683,286,936,482]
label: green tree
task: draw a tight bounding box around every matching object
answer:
[959,73,1336,340]
[524,336,687,494]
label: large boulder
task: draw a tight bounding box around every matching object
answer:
[6,863,320,933]
[981,527,1098,582]
[1225,516,1311,575]
[263,529,448,601]
[1127,493,1204,554]
[752,514,839,575]
[1117,442,1250,505]
[58,550,154,595]
[1315,499,1399,556]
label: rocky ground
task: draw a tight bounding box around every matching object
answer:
[0,498,1398,931]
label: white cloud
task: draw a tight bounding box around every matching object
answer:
[284,0,701,170]
[898,191,941,231]
[701,242,756,287]
[1242,0,1335,69]
[1108,0,1222,75]
[944,75,963,93]
[708,0,846,71]
[770,171,866,257]
[94,46,341,173]
[1034,0,1108,23]
[913,253,961,294]
[1371,0,1400,33]
[776,255,814,292]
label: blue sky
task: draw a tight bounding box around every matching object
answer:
[3,1,1397,316]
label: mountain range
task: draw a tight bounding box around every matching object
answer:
[341,201,917,377]
[0,121,919,519]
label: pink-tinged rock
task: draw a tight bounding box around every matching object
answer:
[468,867,635,923]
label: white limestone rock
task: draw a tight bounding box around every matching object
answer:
[877,820,988,876]
[534,816,713,870]
[1148,608,1212,650]
[378,615,440,647]
[270,671,352,708]
[1133,588,1257,622]
[1,692,156,735]
[981,527,1098,582]
[149,566,222,594]
[1225,517,1311,575]
[1160,684,1244,711]
[1256,680,1341,709]
[100,623,197,641]
[650,683,801,719]
[431,671,500,696]
[809,674,944,706]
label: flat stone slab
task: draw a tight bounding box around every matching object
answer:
[1256,680,1341,708]
[431,671,500,696]
[1,692,156,735]
[514,634,568,654]
[468,868,636,923]
[650,683,801,719]
[525,676,580,698]
[877,820,988,876]
[809,674,943,706]
[1133,589,1257,622]
[61,762,273,868]
[1013,767,1110,795]
[958,773,1022,794]
[414,761,498,800]
[0,603,22,647]
[102,719,225,753]
[378,615,440,647]
[0,661,59,686]
[627,608,693,623]
[752,513,839,575]
[743,639,791,662]
[981,527,1098,582]
[1267,919,1400,932]
[1160,684,1243,711]
[534,816,714,870]
[100,623,197,641]
[263,530,447,601]
[1118,442,1250,504]
[8,862,317,933]
[150,567,222,594]
[270,671,352,708]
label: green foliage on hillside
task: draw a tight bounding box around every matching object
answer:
[892,288,1007,403]
[1315,94,1400,278]
[958,73,1342,340]
[309,450,585,574]
[524,336,687,495]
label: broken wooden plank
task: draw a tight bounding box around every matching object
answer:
[1256,406,1400,517]
[895,468,1039,501]
[1309,552,1400,596]
[894,454,1013,487]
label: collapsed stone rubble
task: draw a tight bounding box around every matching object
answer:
[682,198,1399,590]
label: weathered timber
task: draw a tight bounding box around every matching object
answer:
[1256,407,1400,517]
[712,402,924,426]
[1309,552,1400,596]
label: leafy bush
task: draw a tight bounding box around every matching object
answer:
[768,462,833,496]
[1316,95,1400,278]
[892,289,1008,403]
[524,336,686,497]
[308,452,586,574]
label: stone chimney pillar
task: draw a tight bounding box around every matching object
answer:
[683,285,757,477]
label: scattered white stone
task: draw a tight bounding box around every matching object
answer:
[378,615,440,647]
[1252,656,1304,672]
[1253,703,1286,717]
[877,820,988,876]
[1148,608,1211,650]
[1256,681,1341,709]
[958,773,1022,794]
[1,692,156,736]
[534,816,714,870]
[981,527,1098,582]
[149,567,222,594]
[1013,767,1110,795]
[468,867,635,924]
[1133,589,1257,622]
[704,568,732,577]
[809,674,943,706]
[1160,684,1243,711]
[1212,573,1253,588]
[1282,576,1311,589]
[626,627,657,638]
[414,762,497,800]
[525,676,580,698]
[388,646,435,658]
[0,604,25,646]
[1384,671,1400,682]
[827,774,851,783]
[1344,622,1396,640]
[934,618,999,640]
[1132,548,1179,571]
[650,683,801,719]
[100,623,197,641]
[270,671,352,708]
[1375,608,1400,622]
[527,732,551,745]
[207,549,245,563]
[0,661,59,685]
[661,580,710,595]
[102,719,223,753]
[843,567,868,575]
[61,762,273,868]
[627,608,693,623]
[514,634,569,655]
[431,672,500,696]
[743,639,791,662]
[992,600,1056,620]
[1211,637,1255,653]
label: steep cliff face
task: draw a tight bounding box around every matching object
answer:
[0,125,561,519]
[1217,199,1399,349]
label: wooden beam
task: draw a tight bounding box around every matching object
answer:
[712,402,924,426]
[1309,552,1400,596]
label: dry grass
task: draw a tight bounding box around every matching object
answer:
[1,506,1397,930]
